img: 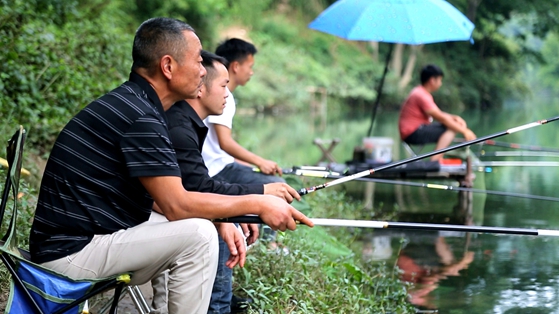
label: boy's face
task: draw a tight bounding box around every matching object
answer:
[234,54,254,86]
[430,76,443,91]
[200,61,229,116]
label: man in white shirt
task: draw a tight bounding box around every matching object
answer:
[202,38,288,314]
[203,40,283,182]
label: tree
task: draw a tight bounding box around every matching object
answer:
[429,0,559,109]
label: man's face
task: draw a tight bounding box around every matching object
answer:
[234,54,254,86]
[200,62,229,116]
[172,31,207,99]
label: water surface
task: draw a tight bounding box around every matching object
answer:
[234,95,559,313]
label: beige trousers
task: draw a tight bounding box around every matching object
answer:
[42,213,219,314]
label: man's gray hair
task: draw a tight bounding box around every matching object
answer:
[132,17,195,74]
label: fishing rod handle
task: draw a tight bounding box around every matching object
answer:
[215,216,264,224]
[298,184,327,196]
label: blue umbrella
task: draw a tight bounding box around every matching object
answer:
[308,0,475,135]
[309,0,474,44]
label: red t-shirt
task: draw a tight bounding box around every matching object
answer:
[398,85,439,140]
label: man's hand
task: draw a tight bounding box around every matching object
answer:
[257,195,314,231]
[240,223,259,245]
[256,158,282,176]
[463,129,476,141]
[216,223,247,269]
[263,182,301,203]
[451,115,467,127]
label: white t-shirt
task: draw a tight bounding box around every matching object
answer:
[202,88,236,177]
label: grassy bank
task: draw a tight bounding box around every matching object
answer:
[233,177,415,313]
[0,171,414,313]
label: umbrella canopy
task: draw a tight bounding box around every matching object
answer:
[308,0,475,136]
[308,0,474,44]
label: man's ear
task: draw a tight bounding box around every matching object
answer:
[197,85,205,99]
[229,61,239,74]
[160,55,173,80]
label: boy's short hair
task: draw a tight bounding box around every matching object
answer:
[420,64,444,85]
[201,50,228,89]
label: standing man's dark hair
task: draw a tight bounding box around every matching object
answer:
[420,64,444,85]
[215,38,257,68]
[132,17,195,74]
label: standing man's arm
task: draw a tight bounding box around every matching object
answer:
[170,124,299,202]
[425,108,476,141]
[213,124,281,175]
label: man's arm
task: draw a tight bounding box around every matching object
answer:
[169,125,263,195]
[169,125,298,202]
[139,175,313,231]
[213,124,281,175]
[425,108,476,140]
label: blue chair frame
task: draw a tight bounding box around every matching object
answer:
[0,126,130,314]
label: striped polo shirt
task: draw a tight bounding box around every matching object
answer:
[30,72,181,264]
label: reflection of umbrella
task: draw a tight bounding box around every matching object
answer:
[308,0,475,136]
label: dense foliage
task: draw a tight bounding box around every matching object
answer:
[539,33,559,93]
[0,0,131,151]
[3,0,559,150]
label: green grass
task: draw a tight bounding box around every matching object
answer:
[233,177,415,313]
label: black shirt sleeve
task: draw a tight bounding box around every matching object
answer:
[168,124,263,195]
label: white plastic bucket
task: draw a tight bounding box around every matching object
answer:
[362,137,394,163]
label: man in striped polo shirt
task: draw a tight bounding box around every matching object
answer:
[29,17,313,314]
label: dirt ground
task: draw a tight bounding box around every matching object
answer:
[90,282,154,314]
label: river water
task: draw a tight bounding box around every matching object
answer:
[235,90,559,313]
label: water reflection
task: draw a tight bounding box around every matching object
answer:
[361,192,477,311]
[362,186,559,313]
[363,229,474,312]
[398,233,474,310]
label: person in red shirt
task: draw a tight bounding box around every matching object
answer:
[398,65,476,161]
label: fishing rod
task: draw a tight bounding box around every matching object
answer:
[474,161,559,167]
[214,216,559,237]
[477,151,559,158]
[253,167,342,177]
[283,169,559,203]
[297,115,559,195]
[454,138,559,153]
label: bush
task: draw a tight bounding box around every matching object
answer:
[0,0,130,151]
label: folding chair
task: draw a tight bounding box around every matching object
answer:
[401,141,424,157]
[0,126,131,314]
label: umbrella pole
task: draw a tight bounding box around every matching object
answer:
[367,43,394,137]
